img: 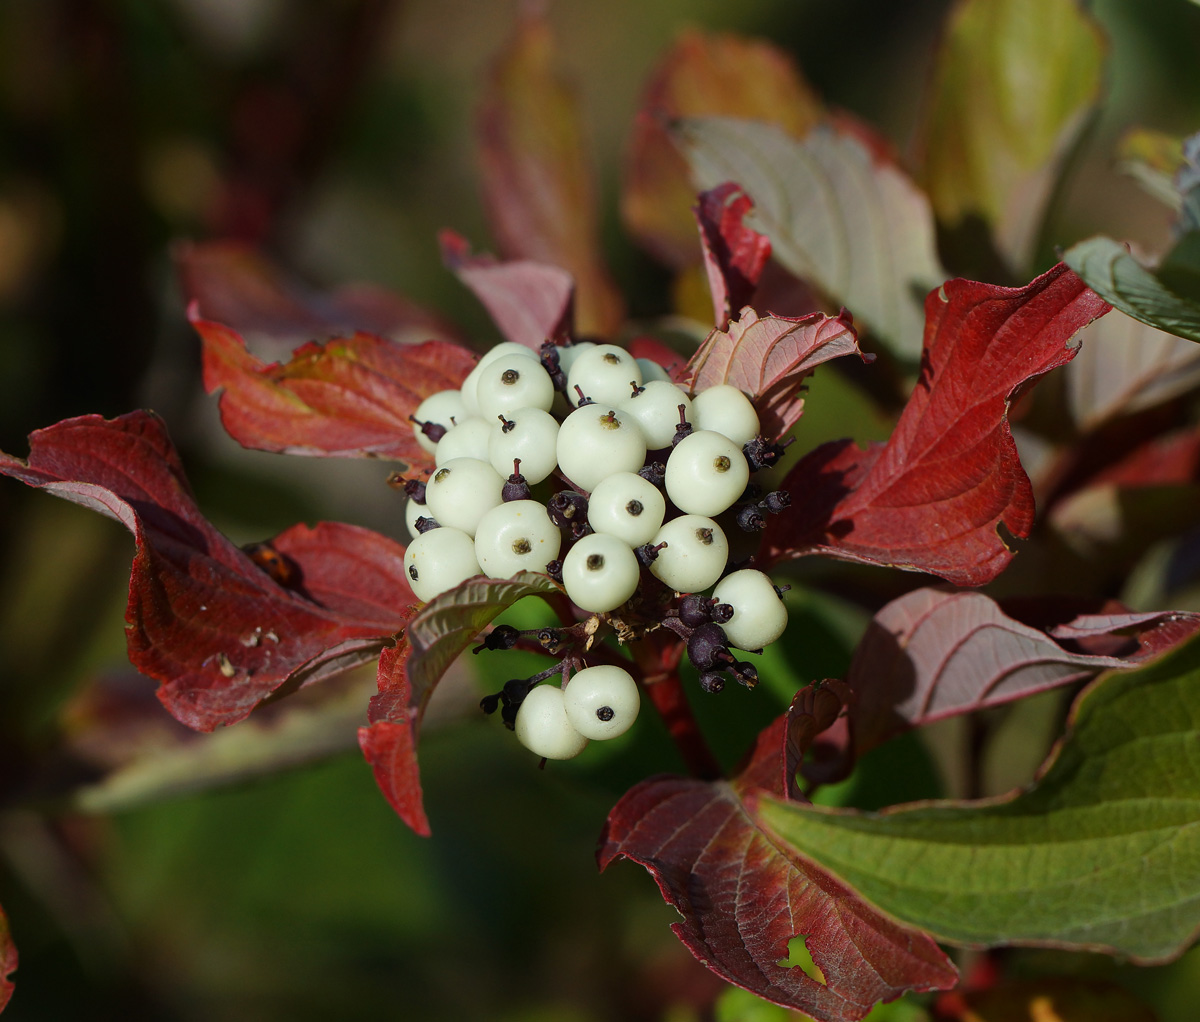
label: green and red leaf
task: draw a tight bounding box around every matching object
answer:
[194,308,476,463]
[0,412,417,730]
[694,183,772,328]
[760,264,1111,585]
[599,686,956,1022]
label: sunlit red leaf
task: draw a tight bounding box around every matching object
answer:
[0,901,14,1013]
[761,263,1111,585]
[439,230,575,349]
[358,573,564,835]
[478,10,623,337]
[194,308,475,463]
[176,239,458,356]
[358,639,429,836]
[599,684,955,1021]
[695,183,772,327]
[0,412,417,730]
[687,307,869,438]
[847,587,1200,757]
[623,30,823,267]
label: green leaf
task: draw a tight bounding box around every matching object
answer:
[1063,235,1200,344]
[678,117,945,360]
[917,0,1105,270]
[754,635,1200,963]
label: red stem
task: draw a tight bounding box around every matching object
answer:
[632,636,722,780]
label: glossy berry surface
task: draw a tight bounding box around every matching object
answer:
[566,343,643,408]
[487,407,560,484]
[556,406,647,493]
[561,532,640,613]
[475,353,556,419]
[424,457,505,536]
[563,665,640,740]
[712,569,789,650]
[586,471,666,547]
[648,515,729,593]
[664,430,750,517]
[690,384,761,446]
[513,684,588,760]
[473,500,561,579]
[404,526,481,603]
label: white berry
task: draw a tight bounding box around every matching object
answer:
[473,500,561,579]
[563,664,640,740]
[561,533,640,613]
[411,389,469,454]
[567,344,642,408]
[475,353,556,420]
[619,380,693,450]
[587,471,666,547]
[424,457,504,536]
[514,684,589,760]
[404,526,481,602]
[405,494,434,539]
[648,515,729,593]
[556,406,647,493]
[553,341,596,375]
[691,384,760,446]
[488,407,560,484]
[665,430,750,517]
[636,357,674,384]
[712,569,789,651]
[460,343,540,414]
[435,416,492,465]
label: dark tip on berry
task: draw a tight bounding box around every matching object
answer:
[698,671,725,694]
[415,516,440,534]
[602,352,621,365]
[635,540,667,567]
[433,468,450,483]
[408,564,419,581]
[736,504,767,532]
[678,593,712,627]
[503,461,531,502]
[573,384,594,406]
[596,705,615,722]
[585,553,605,571]
[630,380,644,398]
[480,692,501,714]
[696,527,714,546]
[761,490,792,514]
[732,661,759,688]
[671,405,693,445]
[548,490,588,526]
[638,462,666,488]
[545,559,564,584]
[773,584,792,599]
[409,415,447,443]
[687,622,729,671]
[472,624,520,654]
[400,477,427,503]
[501,368,521,385]
[625,499,644,517]
[711,602,734,624]
[498,414,516,433]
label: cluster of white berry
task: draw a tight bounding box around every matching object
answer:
[400,340,791,760]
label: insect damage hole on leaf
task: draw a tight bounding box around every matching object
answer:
[777,934,828,986]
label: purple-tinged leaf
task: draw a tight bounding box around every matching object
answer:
[439,230,574,349]
[847,587,1200,757]
[599,684,955,1021]
[0,412,417,731]
[761,264,1111,585]
[0,901,14,1013]
[686,307,869,438]
[478,10,624,337]
[694,183,772,328]
[175,239,458,356]
[194,309,476,463]
[358,573,565,835]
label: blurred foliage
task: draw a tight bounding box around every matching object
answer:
[2,0,1200,1019]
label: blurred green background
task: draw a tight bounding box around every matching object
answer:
[1,0,1200,1019]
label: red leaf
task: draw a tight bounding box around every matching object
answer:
[686,307,870,438]
[0,901,15,1013]
[477,11,624,337]
[0,412,417,730]
[439,230,575,349]
[599,687,956,1020]
[694,183,772,327]
[194,309,476,463]
[761,264,1111,585]
[847,587,1200,757]
[176,239,458,356]
[357,639,430,836]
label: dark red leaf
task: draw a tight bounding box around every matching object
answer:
[439,230,575,349]
[686,307,869,438]
[0,901,15,1013]
[477,11,624,337]
[846,587,1200,757]
[0,412,417,730]
[599,683,955,1021]
[357,639,430,836]
[761,264,1111,585]
[694,183,772,327]
[176,239,458,356]
[194,308,476,463]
